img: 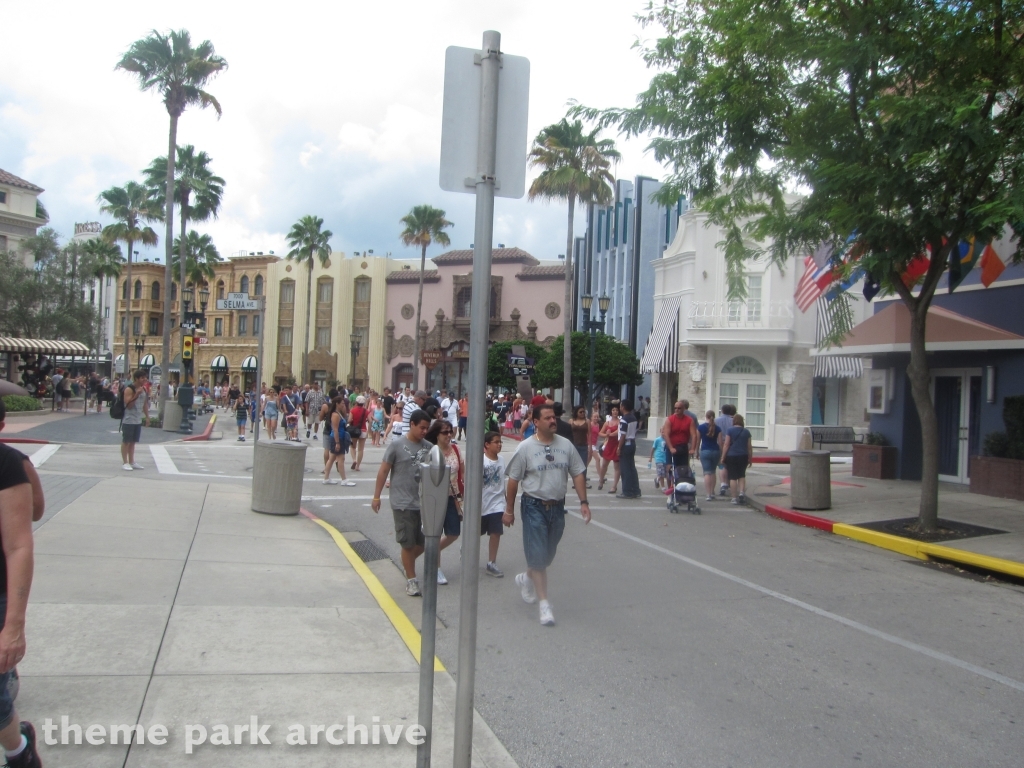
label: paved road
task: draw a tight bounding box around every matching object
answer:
[7,410,213,445]
[26,437,1024,767]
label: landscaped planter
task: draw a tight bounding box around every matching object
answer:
[852,443,898,480]
[970,455,1024,501]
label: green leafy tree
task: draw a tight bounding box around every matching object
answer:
[286,215,333,382]
[533,332,643,403]
[98,181,161,375]
[117,28,227,404]
[486,340,550,393]
[144,144,225,304]
[400,205,453,390]
[20,228,61,265]
[528,118,620,411]
[578,0,1024,531]
[172,231,222,288]
[84,238,125,370]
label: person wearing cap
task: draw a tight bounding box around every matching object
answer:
[349,395,369,471]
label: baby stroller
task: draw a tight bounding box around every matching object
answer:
[665,460,701,515]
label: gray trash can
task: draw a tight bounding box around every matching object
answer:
[163,402,183,432]
[789,450,831,510]
[251,441,308,515]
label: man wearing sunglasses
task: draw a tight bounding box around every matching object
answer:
[504,404,589,626]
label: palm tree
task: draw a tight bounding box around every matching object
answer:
[399,205,453,389]
[117,29,227,408]
[144,144,225,308]
[528,118,619,410]
[286,216,333,383]
[172,231,222,287]
[83,238,125,375]
[98,181,161,378]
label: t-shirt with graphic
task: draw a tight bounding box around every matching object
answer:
[504,435,586,502]
[482,454,506,517]
[381,436,431,511]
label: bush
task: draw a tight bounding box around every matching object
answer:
[1,395,41,413]
[865,432,889,446]
[984,431,1010,458]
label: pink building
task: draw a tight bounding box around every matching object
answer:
[384,248,566,394]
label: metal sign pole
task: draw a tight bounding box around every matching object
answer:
[453,28,501,768]
[254,298,264,447]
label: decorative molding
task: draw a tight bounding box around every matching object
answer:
[401,303,415,320]
[778,363,798,386]
[545,302,561,319]
[689,361,706,382]
[397,335,415,357]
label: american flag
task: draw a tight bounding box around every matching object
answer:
[795,255,835,312]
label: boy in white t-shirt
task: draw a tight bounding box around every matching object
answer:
[481,431,506,577]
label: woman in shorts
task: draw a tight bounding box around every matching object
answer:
[263,387,279,441]
[697,410,721,501]
[323,397,356,486]
[234,394,249,442]
[425,419,465,586]
[721,414,753,505]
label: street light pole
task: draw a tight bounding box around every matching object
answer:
[349,332,361,391]
[582,294,594,413]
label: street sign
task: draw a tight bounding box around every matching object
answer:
[180,323,195,331]
[421,350,443,370]
[196,336,210,345]
[149,365,162,386]
[226,292,248,301]
[216,297,260,310]
[509,366,533,377]
[439,45,530,199]
[506,354,534,366]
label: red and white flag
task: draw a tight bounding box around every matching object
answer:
[795,255,835,312]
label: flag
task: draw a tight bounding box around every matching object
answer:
[824,266,865,301]
[980,243,1006,287]
[901,252,930,286]
[810,241,833,270]
[948,237,980,293]
[863,272,881,302]
[795,255,836,312]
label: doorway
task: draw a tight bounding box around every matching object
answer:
[932,368,983,483]
[718,355,770,445]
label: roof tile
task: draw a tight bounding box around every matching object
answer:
[0,168,44,193]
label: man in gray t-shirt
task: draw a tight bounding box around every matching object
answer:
[372,409,432,596]
[504,403,590,627]
[120,370,149,472]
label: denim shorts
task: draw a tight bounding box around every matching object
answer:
[699,449,721,474]
[443,496,462,537]
[0,598,14,730]
[520,495,566,571]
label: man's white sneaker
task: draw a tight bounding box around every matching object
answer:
[122,463,133,471]
[437,569,448,585]
[539,600,555,626]
[406,578,421,597]
[130,463,144,470]
[515,572,537,604]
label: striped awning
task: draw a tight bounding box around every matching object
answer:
[210,355,229,370]
[813,297,863,378]
[241,355,258,371]
[640,295,683,374]
[0,337,90,355]
[140,354,156,367]
[168,354,181,373]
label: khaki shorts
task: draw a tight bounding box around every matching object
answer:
[392,508,424,549]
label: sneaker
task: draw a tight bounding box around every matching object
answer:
[437,569,448,585]
[322,479,338,485]
[539,600,555,626]
[306,429,311,438]
[515,572,537,604]
[485,562,504,578]
[706,495,715,502]
[342,480,356,487]
[122,463,133,471]
[719,484,728,496]
[731,497,740,505]
[313,434,318,440]
[237,436,244,441]
[738,493,746,505]
[7,721,41,768]
[406,578,421,597]
[130,463,144,470]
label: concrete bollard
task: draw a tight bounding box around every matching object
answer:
[790,450,831,510]
[251,440,308,515]
[163,402,183,433]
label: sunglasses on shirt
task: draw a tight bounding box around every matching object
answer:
[543,445,554,462]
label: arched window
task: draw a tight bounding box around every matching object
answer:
[151,281,160,301]
[279,279,295,305]
[240,275,249,295]
[170,282,177,302]
[721,356,766,375]
[254,275,264,296]
[134,280,142,300]
[456,286,472,318]
[490,286,499,318]
[122,281,128,300]
[317,278,333,304]
[217,280,225,300]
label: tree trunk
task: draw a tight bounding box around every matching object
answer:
[179,195,189,384]
[303,256,313,384]
[160,116,178,416]
[906,303,940,531]
[96,276,103,382]
[123,238,133,382]
[412,242,427,391]
[562,190,577,411]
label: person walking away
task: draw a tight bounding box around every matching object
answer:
[650,433,668,490]
[372,410,432,596]
[321,395,337,469]
[481,431,506,577]
[617,399,641,499]
[234,394,248,441]
[50,370,63,413]
[350,396,369,470]
[424,420,465,585]
[324,398,356,486]
[715,404,737,496]
[698,410,722,501]
[305,383,326,440]
[399,391,426,439]
[598,406,620,492]
[552,402,574,442]
[569,406,591,488]
[661,400,699,477]
[721,414,753,505]
[370,398,386,447]
[457,393,469,440]
[263,387,280,440]
[120,369,149,471]
[504,403,590,626]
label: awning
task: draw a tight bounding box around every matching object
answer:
[813,302,1024,356]
[813,297,862,378]
[168,354,181,373]
[0,338,90,355]
[140,354,156,367]
[210,355,229,370]
[241,356,258,371]
[639,295,683,374]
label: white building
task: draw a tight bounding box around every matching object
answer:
[73,222,117,368]
[642,205,870,449]
[0,168,47,268]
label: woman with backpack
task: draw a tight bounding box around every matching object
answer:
[324,397,356,486]
[424,419,465,586]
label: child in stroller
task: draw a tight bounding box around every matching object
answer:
[665,460,701,514]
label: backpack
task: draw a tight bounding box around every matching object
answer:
[109,387,127,419]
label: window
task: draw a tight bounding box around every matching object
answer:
[721,356,766,375]
[316,326,331,348]
[170,282,177,302]
[456,286,472,318]
[152,281,160,301]
[317,279,333,304]
[133,280,142,300]
[106,276,112,287]
[238,315,247,335]
[217,281,225,300]
[279,326,292,346]
[355,277,371,302]
[122,281,128,299]
[240,275,249,294]
[746,275,762,321]
[105,307,110,319]
[279,280,295,304]
[252,314,260,336]
[148,317,158,336]
[120,316,126,335]
[89,288,95,303]
[0,191,6,204]
[254,275,264,296]
[214,318,223,336]
[132,317,141,336]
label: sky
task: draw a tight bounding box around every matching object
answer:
[0,1,670,265]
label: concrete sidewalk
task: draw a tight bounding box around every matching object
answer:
[19,476,518,767]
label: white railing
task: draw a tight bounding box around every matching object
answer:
[687,300,794,329]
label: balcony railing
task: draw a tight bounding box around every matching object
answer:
[687,300,794,329]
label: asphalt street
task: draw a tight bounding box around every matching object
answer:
[20,421,1024,768]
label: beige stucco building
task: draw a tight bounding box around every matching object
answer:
[0,168,47,267]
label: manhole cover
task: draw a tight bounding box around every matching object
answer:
[756,492,789,497]
[349,538,391,563]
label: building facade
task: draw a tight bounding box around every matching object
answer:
[384,248,565,394]
[73,222,117,368]
[0,168,47,268]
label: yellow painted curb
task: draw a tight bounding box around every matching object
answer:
[304,512,445,672]
[833,522,1024,579]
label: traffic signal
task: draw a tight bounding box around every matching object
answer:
[182,336,194,360]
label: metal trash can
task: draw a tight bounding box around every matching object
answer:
[789,450,831,510]
[251,440,308,515]
[163,402,183,433]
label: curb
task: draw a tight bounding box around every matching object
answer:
[0,438,50,445]
[182,414,217,442]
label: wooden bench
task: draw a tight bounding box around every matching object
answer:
[810,426,863,449]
